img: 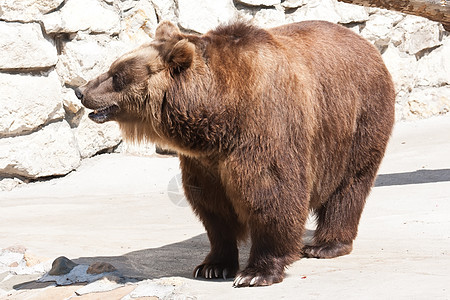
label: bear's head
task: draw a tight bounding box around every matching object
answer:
[75,21,198,128]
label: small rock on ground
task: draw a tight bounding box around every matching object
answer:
[48,256,78,275]
[87,262,117,274]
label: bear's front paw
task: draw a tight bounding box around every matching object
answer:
[193,263,238,280]
[232,268,284,287]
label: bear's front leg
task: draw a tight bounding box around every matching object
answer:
[192,216,240,280]
[232,216,304,287]
[179,156,245,280]
[224,154,309,287]
[233,232,289,286]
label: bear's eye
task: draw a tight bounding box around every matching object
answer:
[112,73,123,92]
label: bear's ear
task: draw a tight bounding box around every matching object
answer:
[155,21,181,41]
[166,39,195,72]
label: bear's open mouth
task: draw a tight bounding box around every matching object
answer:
[88,105,120,124]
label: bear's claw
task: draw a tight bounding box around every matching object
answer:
[232,269,283,287]
[233,274,271,287]
[193,264,234,280]
[302,242,353,259]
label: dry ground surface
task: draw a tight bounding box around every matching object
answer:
[1,116,449,299]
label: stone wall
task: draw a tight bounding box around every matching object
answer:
[1,0,449,188]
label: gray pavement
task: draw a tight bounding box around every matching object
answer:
[1,116,449,299]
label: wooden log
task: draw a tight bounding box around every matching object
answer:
[337,0,450,30]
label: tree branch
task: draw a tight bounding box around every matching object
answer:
[337,0,450,31]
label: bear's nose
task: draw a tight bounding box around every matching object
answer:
[74,88,84,100]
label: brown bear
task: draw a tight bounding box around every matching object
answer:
[75,20,395,287]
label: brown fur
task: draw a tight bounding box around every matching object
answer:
[77,20,395,287]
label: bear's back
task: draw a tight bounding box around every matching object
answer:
[269,21,394,120]
[202,21,395,205]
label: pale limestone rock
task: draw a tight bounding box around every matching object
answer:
[253,8,286,28]
[119,0,157,42]
[0,0,64,22]
[74,277,125,296]
[334,1,369,24]
[0,250,23,269]
[0,121,81,178]
[286,0,367,24]
[406,87,450,119]
[74,113,122,159]
[116,0,138,12]
[344,22,363,34]
[360,9,404,51]
[286,0,340,24]
[177,0,237,33]
[129,279,176,299]
[42,0,120,34]
[367,7,405,22]
[56,34,130,86]
[0,22,57,70]
[62,87,85,128]
[0,178,24,192]
[0,71,64,137]
[234,7,254,23]
[23,253,48,268]
[415,37,450,87]
[381,45,418,93]
[281,0,307,8]
[360,14,396,50]
[62,87,84,115]
[394,15,442,55]
[236,0,281,6]
[151,0,178,24]
[394,91,411,121]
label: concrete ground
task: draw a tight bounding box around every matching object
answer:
[1,116,449,299]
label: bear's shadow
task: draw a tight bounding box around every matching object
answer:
[72,229,315,281]
[13,230,315,290]
[75,233,211,280]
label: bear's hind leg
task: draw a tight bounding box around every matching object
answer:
[303,167,378,259]
[180,156,243,280]
[304,109,392,259]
